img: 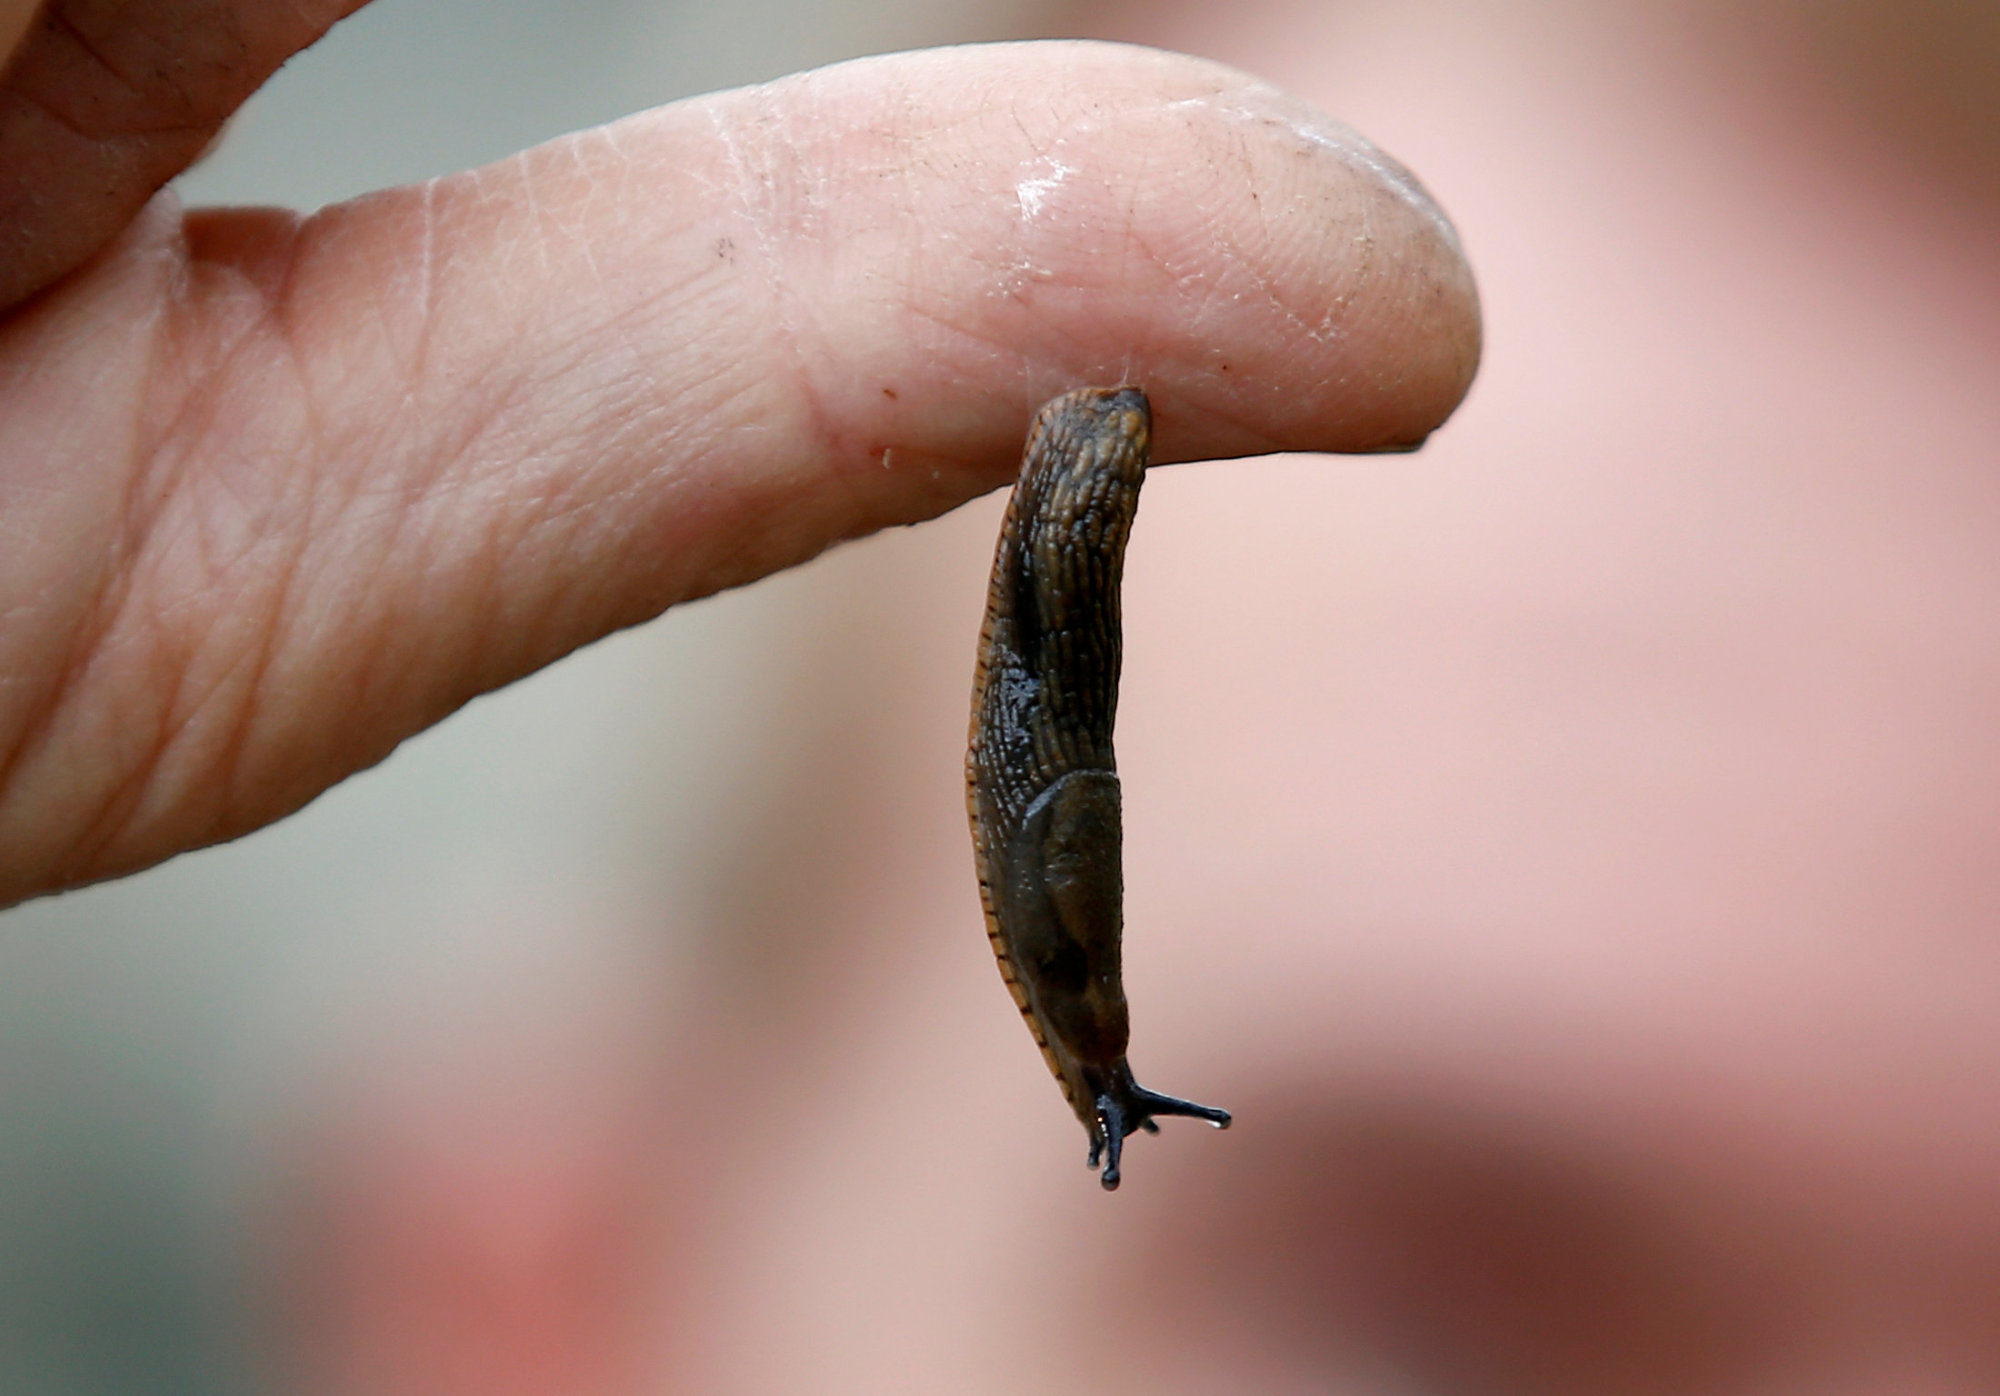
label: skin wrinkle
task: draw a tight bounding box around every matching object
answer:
[512,147,560,286]
[46,660,174,883]
[404,177,439,399]
[94,564,240,861]
[298,526,415,794]
[723,90,879,537]
[97,355,308,862]
[478,316,659,534]
[885,296,1006,409]
[0,246,192,833]
[194,410,337,841]
[136,300,272,536]
[153,225,452,847]
[383,195,480,501]
[1004,115,1200,381]
[135,9,224,123]
[1110,139,1149,324]
[519,297,712,527]
[538,163,735,461]
[1230,120,1279,299]
[1196,92,1464,358]
[300,218,505,507]
[493,400,642,580]
[26,2,226,139]
[41,4,152,116]
[302,210,437,519]
[1172,84,1468,258]
[0,543,104,814]
[5,69,137,147]
[0,591,111,829]
[531,139,650,300]
[1339,190,1379,327]
[554,124,614,227]
[1158,191,1253,392]
[420,267,738,665]
[70,536,250,874]
[329,490,471,748]
[1229,129,1353,356]
[694,91,823,468]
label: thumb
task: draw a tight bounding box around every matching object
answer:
[0,0,369,310]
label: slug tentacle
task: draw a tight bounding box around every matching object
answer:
[965,386,1230,1192]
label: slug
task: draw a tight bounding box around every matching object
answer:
[966,385,1231,1191]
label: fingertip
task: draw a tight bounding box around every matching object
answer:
[706,39,1481,474]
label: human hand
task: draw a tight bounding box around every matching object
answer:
[0,1,1477,905]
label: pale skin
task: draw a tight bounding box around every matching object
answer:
[0,1,1478,905]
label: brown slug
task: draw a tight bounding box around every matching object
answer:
[965,386,1231,1191]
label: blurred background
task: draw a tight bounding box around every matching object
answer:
[5,0,1999,1393]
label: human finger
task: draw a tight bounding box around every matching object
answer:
[0,0,368,310]
[0,40,1480,901]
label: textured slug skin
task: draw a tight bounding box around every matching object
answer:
[966,386,1230,1191]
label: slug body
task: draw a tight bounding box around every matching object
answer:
[966,386,1230,1191]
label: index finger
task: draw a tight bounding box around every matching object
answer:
[1,40,1480,898]
[228,40,1480,603]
